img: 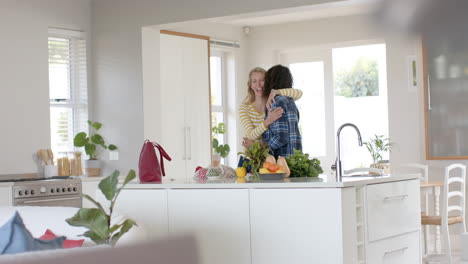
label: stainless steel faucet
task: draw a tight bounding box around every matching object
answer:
[333,123,363,182]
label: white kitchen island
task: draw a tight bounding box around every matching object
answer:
[110,174,421,264]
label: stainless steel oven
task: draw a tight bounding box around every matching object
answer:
[12,178,82,208]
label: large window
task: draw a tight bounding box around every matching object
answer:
[290,62,326,158]
[210,50,229,164]
[333,44,388,169]
[48,28,88,156]
[282,43,388,171]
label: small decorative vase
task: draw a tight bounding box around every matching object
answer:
[371,161,391,174]
[211,153,221,168]
[85,160,101,177]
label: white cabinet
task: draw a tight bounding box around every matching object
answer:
[81,180,99,208]
[366,180,420,241]
[119,178,421,264]
[167,189,250,264]
[365,179,421,264]
[160,32,211,181]
[0,186,12,206]
[249,188,357,264]
[367,231,420,264]
[113,189,169,240]
[423,37,468,159]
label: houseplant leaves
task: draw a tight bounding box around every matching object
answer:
[66,170,137,246]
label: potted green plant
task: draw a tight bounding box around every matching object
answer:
[66,170,137,246]
[74,120,117,176]
[212,122,230,167]
[363,134,392,172]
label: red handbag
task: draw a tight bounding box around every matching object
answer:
[138,140,172,182]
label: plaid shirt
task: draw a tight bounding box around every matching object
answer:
[263,95,302,158]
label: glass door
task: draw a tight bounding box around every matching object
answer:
[424,36,468,159]
[280,50,335,172]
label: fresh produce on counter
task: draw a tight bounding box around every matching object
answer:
[238,142,270,176]
[265,155,276,165]
[259,155,290,176]
[236,167,247,178]
[276,156,290,177]
[285,150,323,177]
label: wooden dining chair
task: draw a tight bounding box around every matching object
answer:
[422,163,466,264]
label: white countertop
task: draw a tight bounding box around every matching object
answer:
[123,173,421,189]
[0,173,421,189]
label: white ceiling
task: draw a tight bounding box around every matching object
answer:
[207,0,380,27]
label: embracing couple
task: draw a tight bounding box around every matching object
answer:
[239,64,302,158]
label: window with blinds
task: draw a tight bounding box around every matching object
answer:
[48,28,88,156]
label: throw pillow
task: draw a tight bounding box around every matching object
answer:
[39,229,84,248]
[0,212,65,254]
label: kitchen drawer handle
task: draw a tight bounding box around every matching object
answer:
[384,247,408,257]
[384,194,408,201]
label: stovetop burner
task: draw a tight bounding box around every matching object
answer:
[0,176,72,183]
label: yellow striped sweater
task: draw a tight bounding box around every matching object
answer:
[239,88,303,141]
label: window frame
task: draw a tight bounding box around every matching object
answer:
[210,49,229,161]
[279,41,388,171]
[48,28,89,156]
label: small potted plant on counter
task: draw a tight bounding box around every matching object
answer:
[74,120,118,176]
[363,134,392,173]
[212,122,230,167]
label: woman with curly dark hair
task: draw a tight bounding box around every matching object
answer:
[262,65,302,158]
[238,67,302,149]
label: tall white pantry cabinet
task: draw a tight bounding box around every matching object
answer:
[159,31,211,180]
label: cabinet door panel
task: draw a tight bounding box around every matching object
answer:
[81,181,98,208]
[0,187,12,206]
[112,189,169,240]
[424,38,468,158]
[182,36,211,177]
[160,33,211,180]
[249,188,349,264]
[366,180,420,241]
[367,231,420,264]
[168,189,250,264]
[160,33,187,180]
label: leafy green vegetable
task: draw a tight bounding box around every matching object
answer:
[285,150,323,177]
[238,142,270,176]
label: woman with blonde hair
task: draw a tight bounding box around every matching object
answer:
[239,67,303,148]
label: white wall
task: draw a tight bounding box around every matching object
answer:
[91,0,335,174]
[0,0,91,174]
[2,0,461,178]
